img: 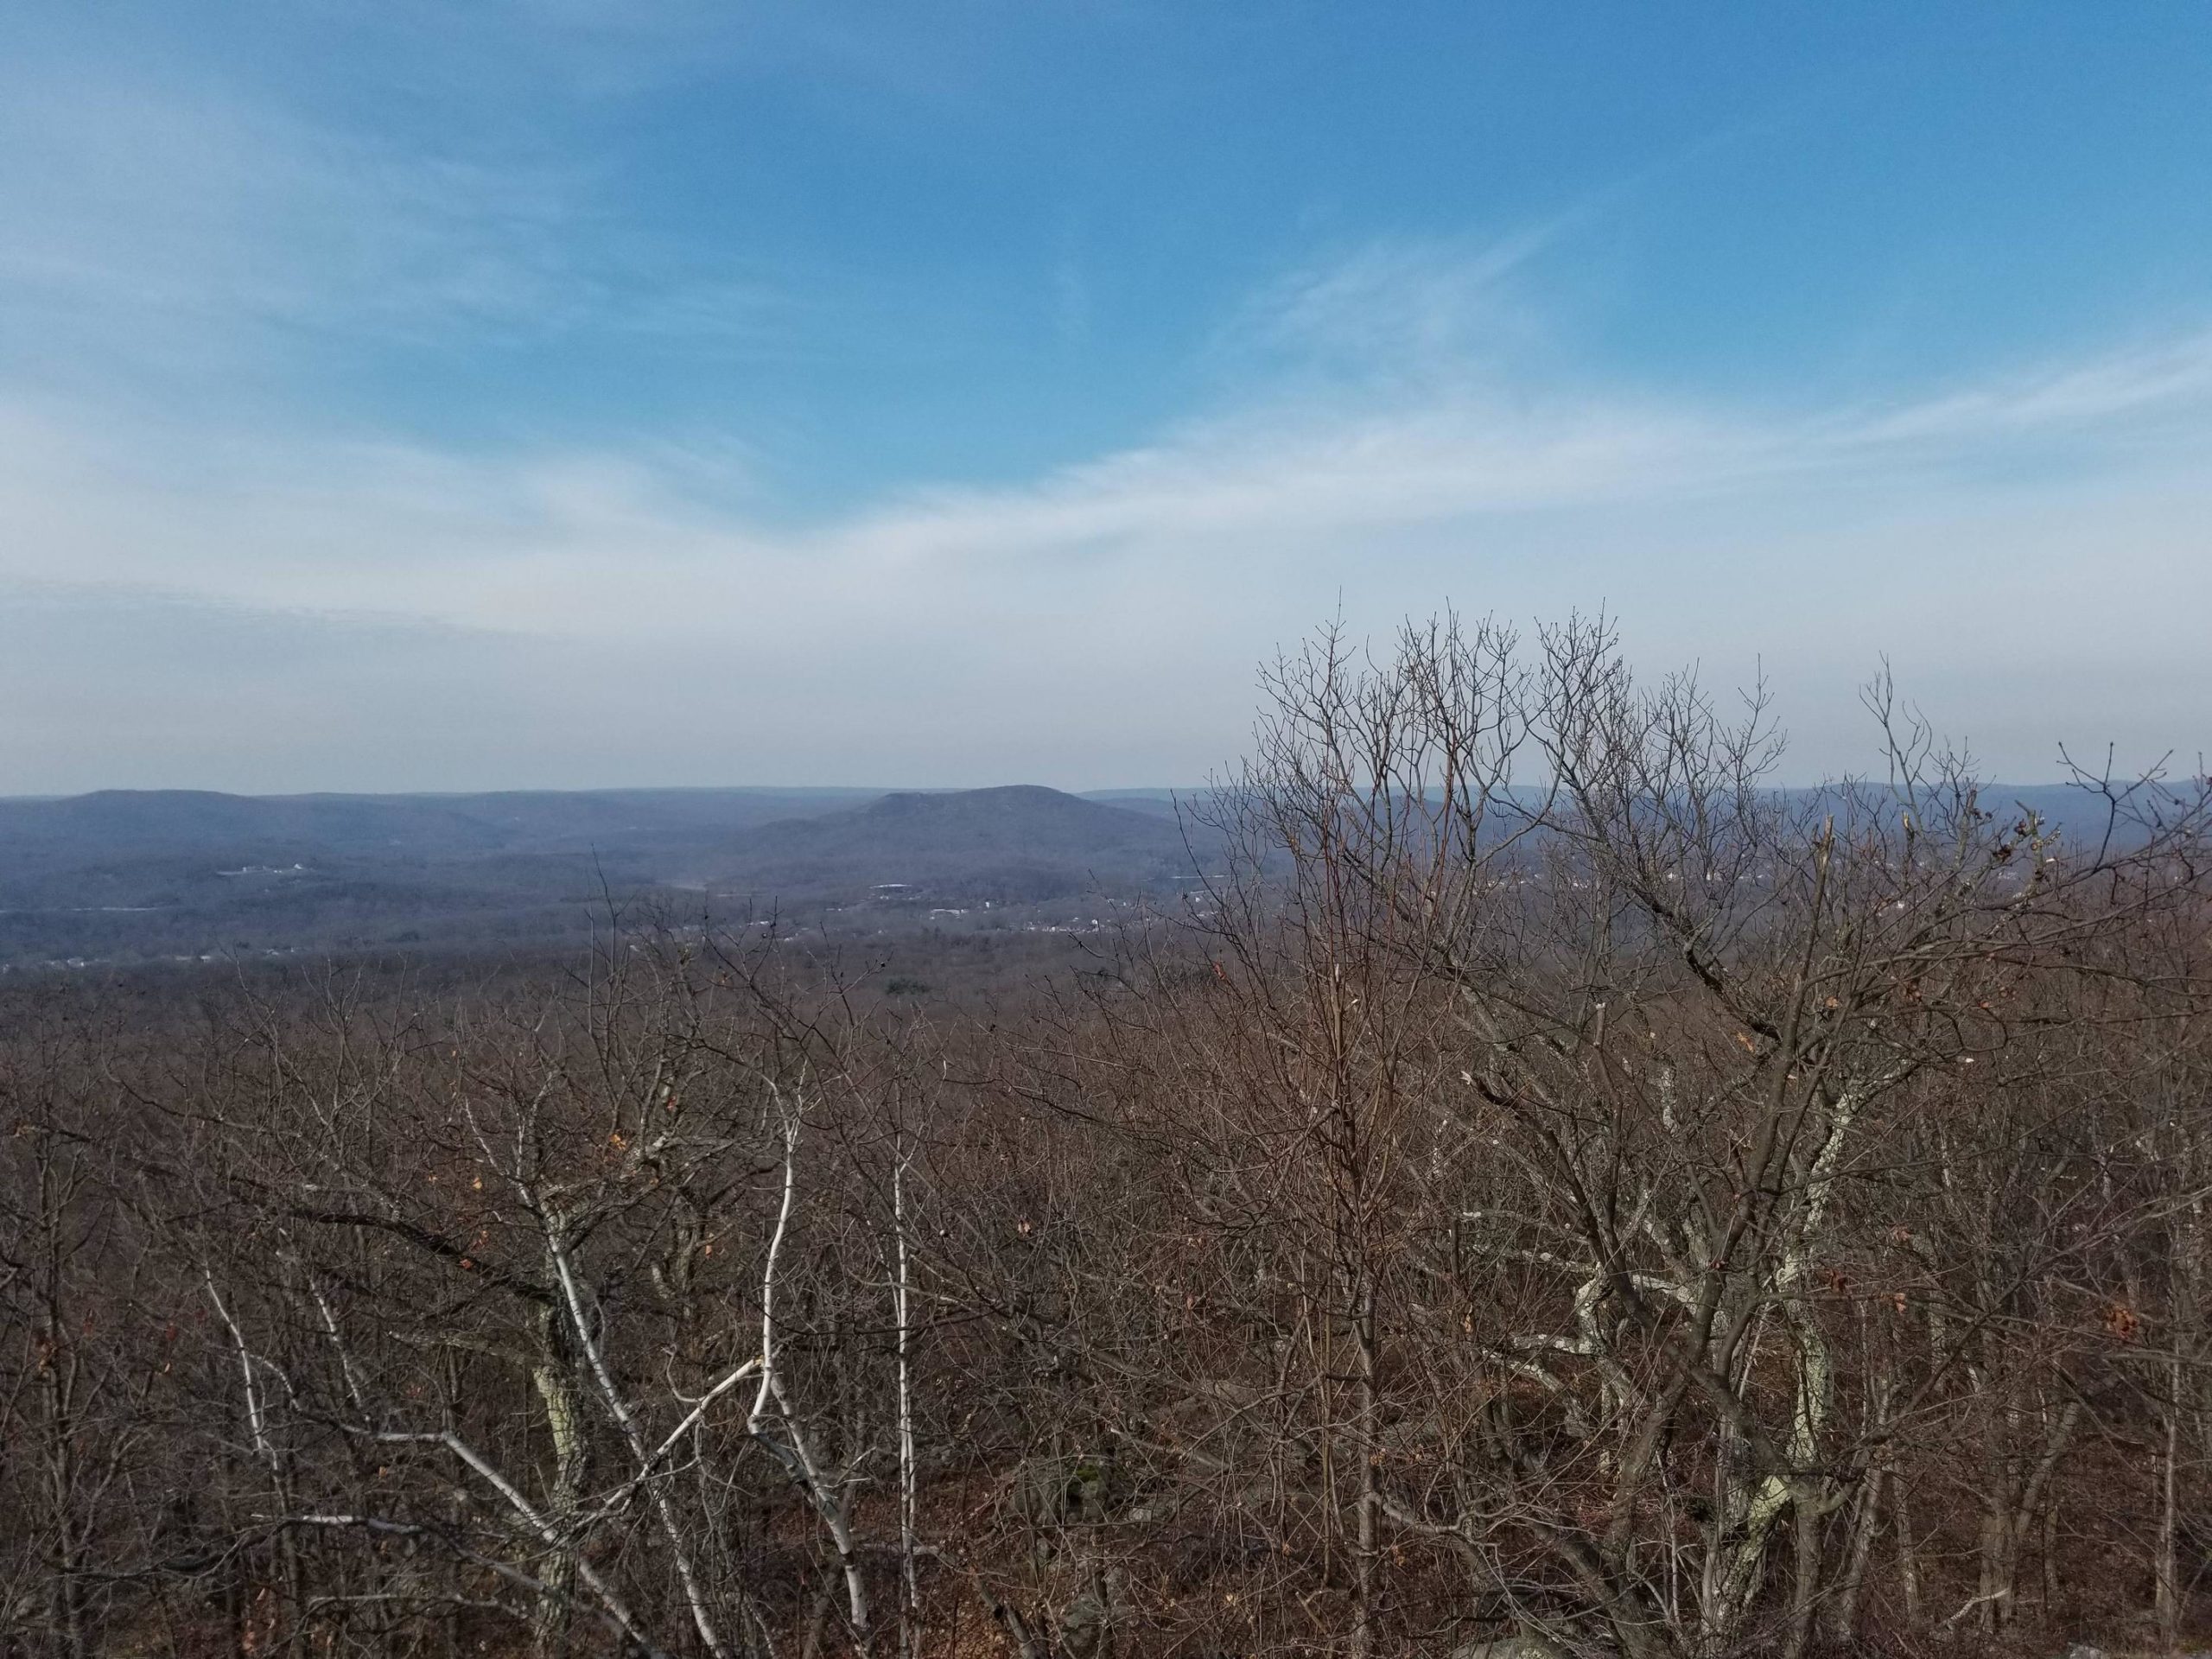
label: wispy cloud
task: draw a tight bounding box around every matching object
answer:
[1211,229,1566,391]
[8,293,2210,639]
[0,74,582,360]
[4,169,2211,789]
[1844,328,2212,446]
[816,297,2212,578]
[6,6,2206,793]
[0,46,822,416]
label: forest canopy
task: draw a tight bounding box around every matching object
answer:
[6,615,2210,1659]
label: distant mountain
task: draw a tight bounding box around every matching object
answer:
[6,776,2171,970]
[707,785,1211,904]
[0,786,877,884]
[0,786,880,964]
[0,788,496,861]
[0,783,1214,966]
[1078,788,1210,823]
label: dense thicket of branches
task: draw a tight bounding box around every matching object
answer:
[5,617,2210,1659]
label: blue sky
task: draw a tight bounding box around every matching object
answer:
[3,3,2209,791]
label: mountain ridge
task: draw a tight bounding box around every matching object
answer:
[0,784,1216,966]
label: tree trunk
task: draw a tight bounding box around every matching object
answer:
[1353,1277,1379,1659]
[531,1340,590,1659]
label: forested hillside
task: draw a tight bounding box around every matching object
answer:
[5,620,2209,1659]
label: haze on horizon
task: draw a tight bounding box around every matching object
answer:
[3,3,2208,798]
